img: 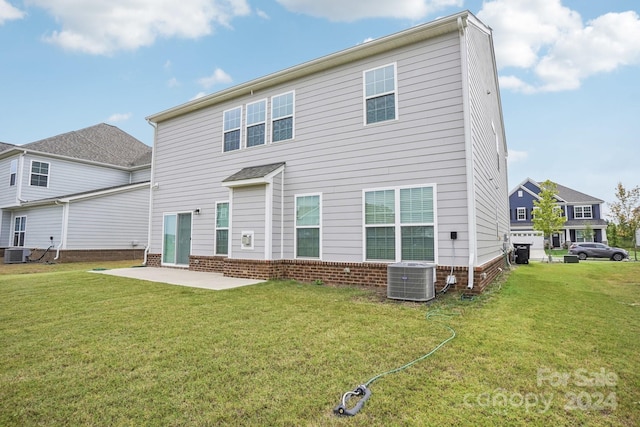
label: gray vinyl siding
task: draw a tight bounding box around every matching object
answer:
[0,155,19,207]
[19,154,133,201]
[272,173,283,260]
[11,206,64,249]
[1,211,14,246]
[131,168,151,182]
[65,186,149,249]
[150,31,474,266]
[230,186,266,259]
[466,24,510,265]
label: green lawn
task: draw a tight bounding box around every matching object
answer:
[1,261,638,426]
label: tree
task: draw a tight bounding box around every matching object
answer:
[532,180,566,261]
[609,182,640,261]
[607,222,618,247]
[582,222,594,242]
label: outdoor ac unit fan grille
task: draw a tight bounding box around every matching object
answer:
[387,262,435,302]
[4,248,30,264]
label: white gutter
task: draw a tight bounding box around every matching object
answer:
[458,16,476,290]
[54,200,69,260]
[143,119,158,265]
[16,151,27,203]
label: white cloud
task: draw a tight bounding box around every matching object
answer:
[28,0,251,55]
[507,149,528,164]
[0,0,24,24]
[107,112,132,122]
[190,92,207,100]
[167,77,180,88]
[479,0,640,93]
[275,0,462,22]
[197,68,232,89]
[256,9,269,19]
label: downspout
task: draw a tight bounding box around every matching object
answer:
[143,119,158,265]
[280,168,285,260]
[54,200,68,260]
[458,15,476,290]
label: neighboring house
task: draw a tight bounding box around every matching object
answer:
[0,123,152,262]
[145,11,510,292]
[509,178,607,248]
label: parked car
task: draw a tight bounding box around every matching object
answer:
[568,243,629,261]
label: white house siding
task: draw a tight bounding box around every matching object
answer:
[465,23,510,265]
[0,155,19,207]
[65,186,149,249]
[10,205,64,249]
[230,185,266,260]
[131,168,151,183]
[19,154,132,201]
[272,172,283,260]
[150,29,485,268]
[1,211,11,247]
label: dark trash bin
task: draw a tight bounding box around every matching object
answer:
[514,244,531,264]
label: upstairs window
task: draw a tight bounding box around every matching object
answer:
[364,63,397,124]
[9,159,17,186]
[246,100,266,147]
[516,207,527,221]
[574,205,592,219]
[223,107,242,152]
[30,161,49,187]
[271,91,294,142]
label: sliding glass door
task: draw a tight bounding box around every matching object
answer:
[163,213,192,265]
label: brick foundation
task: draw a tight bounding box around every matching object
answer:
[26,248,145,263]
[148,252,510,294]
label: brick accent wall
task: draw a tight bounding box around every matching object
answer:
[144,252,510,294]
[27,249,145,264]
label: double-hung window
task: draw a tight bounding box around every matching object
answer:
[223,107,242,152]
[364,185,435,262]
[13,216,26,246]
[364,63,397,124]
[516,207,527,221]
[215,202,229,255]
[272,91,294,142]
[295,194,320,258]
[30,161,49,187]
[9,159,17,186]
[574,205,592,219]
[246,100,266,147]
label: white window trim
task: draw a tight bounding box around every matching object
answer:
[574,205,593,219]
[214,201,230,255]
[362,183,437,263]
[271,90,295,142]
[516,207,527,221]
[517,190,523,197]
[294,193,322,260]
[13,215,27,247]
[363,62,399,126]
[29,160,50,188]
[161,211,193,267]
[222,106,243,152]
[245,99,267,148]
[9,159,17,187]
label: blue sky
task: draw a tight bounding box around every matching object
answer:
[1,0,639,211]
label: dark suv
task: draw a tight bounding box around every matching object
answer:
[568,242,629,261]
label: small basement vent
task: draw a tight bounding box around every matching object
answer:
[4,248,31,264]
[387,262,435,302]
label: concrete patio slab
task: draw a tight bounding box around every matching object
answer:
[90,267,265,290]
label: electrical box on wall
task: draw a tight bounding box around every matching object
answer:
[241,231,254,249]
[450,231,457,240]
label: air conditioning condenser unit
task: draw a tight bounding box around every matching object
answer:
[4,248,31,264]
[387,262,435,302]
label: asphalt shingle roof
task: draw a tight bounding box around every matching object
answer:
[223,162,286,182]
[554,183,604,204]
[21,123,151,168]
